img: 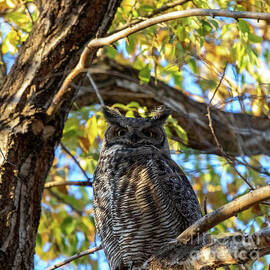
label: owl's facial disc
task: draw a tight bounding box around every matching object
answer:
[106,123,166,149]
[102,106,171,155]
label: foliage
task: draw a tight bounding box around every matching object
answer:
[1,0,270,269]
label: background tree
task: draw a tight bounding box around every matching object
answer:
[0,0,269,269]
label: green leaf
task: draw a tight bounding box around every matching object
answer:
[173,72,182,86]
[176,26,186,41]
[187,57,198,73]
[199,79,217,91]
[140,5,155,13]
[163,64,179,73]
[201,20,212,34]
[36,233,42,247]
[238,19,250,33]
[176,43,184,57]
[106,46,118,58]
[210,19,219,30]
[61,217,76,235]
[62,115,83,150]
[126,101,140,108]
[138,63,151,83]
[86,157,98,173]
[248,33,262,43]
[126,34,137,54]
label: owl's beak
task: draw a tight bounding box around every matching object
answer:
[130,133,138,143]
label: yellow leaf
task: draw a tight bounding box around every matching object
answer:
[78,136,90,153]
[86,116,98,146]
[81,216,96,243]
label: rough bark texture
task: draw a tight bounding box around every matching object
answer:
[76,57,270,156]
[0,1,121,269]
[145,227,270,269]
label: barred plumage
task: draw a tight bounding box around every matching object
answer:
[93,106,202,270]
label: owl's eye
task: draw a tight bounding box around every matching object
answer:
[116,128,127,136]
[142,129,153,137]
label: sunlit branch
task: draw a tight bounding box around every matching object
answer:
[45,245,102,270]
[44,184,270,269]
[176,185,270,244]
[46,9,270,119]
[44,180,92,189]
[147,227,270,269]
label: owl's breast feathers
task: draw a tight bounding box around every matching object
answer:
[93,145,202,269]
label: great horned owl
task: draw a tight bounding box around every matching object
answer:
[93,106,202,270]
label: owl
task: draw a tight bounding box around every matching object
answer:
[93,106,202,270]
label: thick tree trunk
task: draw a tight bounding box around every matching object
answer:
[0,1,121,269]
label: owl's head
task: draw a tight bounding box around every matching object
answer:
[101,106,171,156]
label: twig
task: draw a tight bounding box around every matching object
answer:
[0,147,6,162]
[24,2,34,25]
[206,67,256,190]
[230,163,255,190]
[44,180,92,189]
[47,189,82,215]
[233,156,270,177]
[203,195,208,215]
[206,66,227,154]
[45,245,102,270]
[60,143,92,184]
[46,9,270,119]
[209,65,227,104]
[176,185,270,244]
[238,264,248,270]
[87,72,104,106]
[0,147,16,166]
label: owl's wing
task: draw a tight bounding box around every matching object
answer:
[154,153,202,226]
[93,166,123,269]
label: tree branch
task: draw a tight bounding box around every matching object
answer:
[47,189,83,216]
[74,58,270,157]
[44,183,270,270]
[60,143,92,184]
[176,185,270,244]
[46,9,270,118]
[146,227,270,269]
[87,72,104,106]
[44,180,92,189]
[45,245,102,270]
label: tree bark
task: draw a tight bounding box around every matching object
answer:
[0,1,121,269]
[145,227,270,270]
[76,58,270,156]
